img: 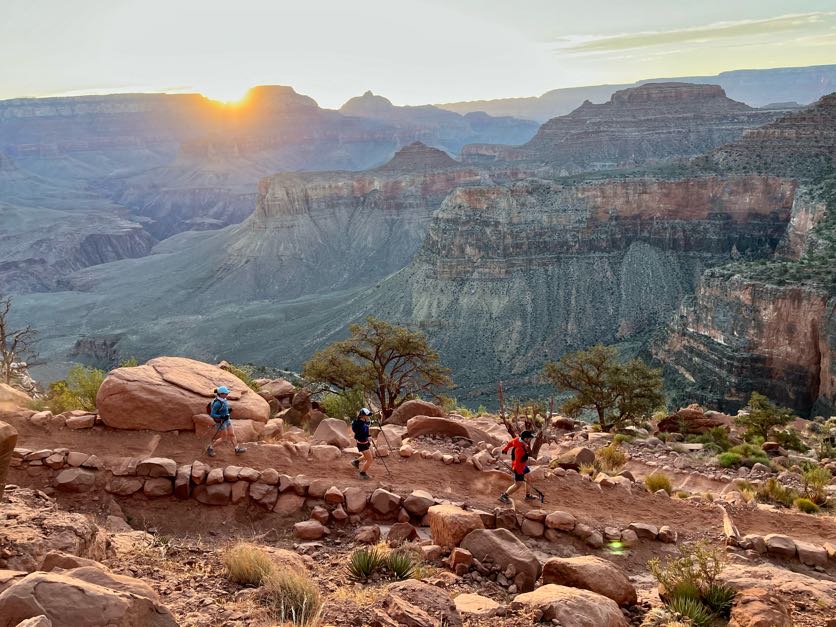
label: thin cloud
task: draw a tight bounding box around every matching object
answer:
[556,12,836,54]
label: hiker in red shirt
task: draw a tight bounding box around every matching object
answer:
[499,430,537,504]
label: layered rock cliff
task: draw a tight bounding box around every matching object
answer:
[366,174,795,388]
[657,94,836,415]
[462,83,780,171]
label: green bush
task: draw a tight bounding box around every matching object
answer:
[756,478,798,507]
[348,546,385,580]
[39,365,106,413]
[773,428,808,452]
[645,472,672,495]
[649,540,728,598]
[717,452,742,468]
[596,441,627,472]
[320,387,366,419]
[687,427,731,452]
[259,568,322,626]
[793,497,820,514]
[222,543,275,586]
[802,466,831,505]
[225,363,260,392]
[735,392,795,441]
[386,549,417,580]
[613,433,635,445]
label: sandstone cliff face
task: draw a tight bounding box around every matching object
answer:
[655,276,834,415]
[369,175,794,388]
[658,94,836,414]
[462,83,780,171]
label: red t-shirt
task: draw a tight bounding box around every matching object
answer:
[503,437,529,474]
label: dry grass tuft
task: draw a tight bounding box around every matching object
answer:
[223,542,276,586]
[259,567,323,626]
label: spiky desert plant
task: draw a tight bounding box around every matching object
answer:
[802,466,832,505]
[222,542,276,586]
[386,549,417,580]
[348,546,385,580]
[793,497,820,513]
[639,607,693,627]
[703,582,736,617]
[666,597,713,627]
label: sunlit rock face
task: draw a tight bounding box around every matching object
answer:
[462,83,780,171]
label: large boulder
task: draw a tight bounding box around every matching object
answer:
[311,418,353,449]
[0,384,31,411]
[96,356,269,431]
[258,378,296,402]
[387,400,444,426]
[0,571,177,627]
[460,528,541,592]
[542,556,637,606]
[511,584,627,627]
[657,405,726,435]
[378,580,462,627]
[53,469,96,493]
[427,504,484,548]
[0,420,18,501]
[556,447,595,470]
[729,587,792,627]
[407,416,500,447]
[453,593,500,618]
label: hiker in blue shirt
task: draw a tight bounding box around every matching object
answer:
[207,386,246,457]
[350,407,374,479]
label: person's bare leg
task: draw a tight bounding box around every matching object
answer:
[360,449,373,473]
[505,480,523,497]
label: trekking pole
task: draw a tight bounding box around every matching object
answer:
[369,438,392,477]
[202,420,224,453]
[373,416,396,455]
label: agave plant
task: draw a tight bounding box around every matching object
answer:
[348,546,385,579]
[386,549,417,580]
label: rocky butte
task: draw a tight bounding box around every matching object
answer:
[656,94,836,416]
[462,83,782,172]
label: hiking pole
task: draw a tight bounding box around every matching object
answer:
[372,416,396,455]
[497,460,545,504]
[201,420,224,454]
[369,437,392,477]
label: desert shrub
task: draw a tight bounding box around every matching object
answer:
[386,549,417,580]
[579,463,598,477]
[40,365,106,413]
[688,427,731,452]
[119,356,140,367]
[703,582,736,617]
[773,428,808,452]
[225,363,260,392]
[793,497,820,513]
[676,491,690,499]
[320,386,365,419]
[348,546,385,579]
[756,478,798,508]
[222,543,275,586]
[802,466,832,505]
[666,596,712,627]
[613,433,635,445]
[648,540,727,598]
[259,568,322,626]
[596,441,627,472]
[645,472,672,495]
[735,392,795,441]
[717,452,742,468]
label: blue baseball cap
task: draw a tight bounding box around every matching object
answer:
[216,386,230,394]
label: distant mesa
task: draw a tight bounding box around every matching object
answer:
[340,90,396,116]
[375,141,460,171]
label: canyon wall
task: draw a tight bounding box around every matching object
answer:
[462,83,781,171]
[367,175,795,389]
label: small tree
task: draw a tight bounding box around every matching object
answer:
[735,392,795,441]
[543,344,664,433]
[0,294,39,391]
[302,317,452,419]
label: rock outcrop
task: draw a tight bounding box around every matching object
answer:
[0,421,17,501]
[463,83,779,171]
[96,357,270,431]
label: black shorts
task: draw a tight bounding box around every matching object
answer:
[357,441,371,452]
[514,467,530,482]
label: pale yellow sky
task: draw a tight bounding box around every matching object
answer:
[1,0,834,107]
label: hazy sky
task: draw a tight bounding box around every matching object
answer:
[1,0,834,107]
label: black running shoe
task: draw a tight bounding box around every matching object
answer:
[351,459,360,469]
[359,471,369,480]
[207,446,216,457]
[524,494,537,501]
[498,493,510,504]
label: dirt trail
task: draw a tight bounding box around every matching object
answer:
[9,417,836,545]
